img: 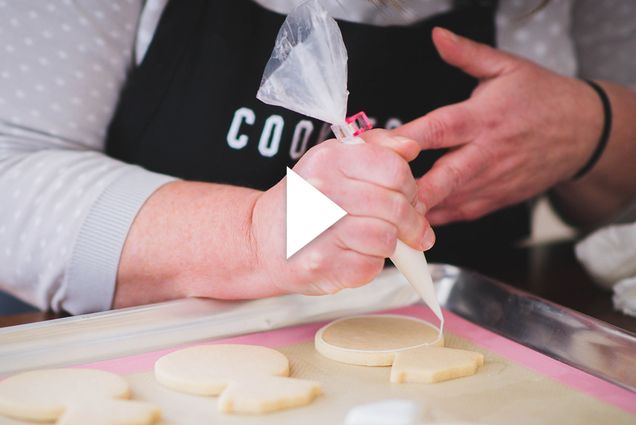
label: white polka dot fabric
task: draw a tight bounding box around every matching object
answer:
[0,1,175,314]
[0,0,138,146]
[0,0,634,314]
[573,0,636,88]
[243,0,636,86]
[497,0,577,76]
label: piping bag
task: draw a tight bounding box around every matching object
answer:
[257,0,444,340]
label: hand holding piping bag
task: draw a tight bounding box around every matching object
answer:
[257,0,444,337]
[334,115,445,339]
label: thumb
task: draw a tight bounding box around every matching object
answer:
[432,27,517,80]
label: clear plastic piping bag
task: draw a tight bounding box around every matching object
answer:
[257,0,444,341]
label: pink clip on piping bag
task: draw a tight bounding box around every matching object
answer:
[256,0,444,340]
[331,111,373,143]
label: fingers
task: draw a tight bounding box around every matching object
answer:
[393,102,478,150]
[327,179,427,250]
[427,196,507,225]
[432,27,518,80]
[297,138,427,248]
[332,141,418,198]
[292,245,385,294]
[416,142,489,211]
[332,216,397,257]
[426,170,530,225]
[315,215,435,294]
[321,249,386,293]
[281,133,440,296]
[361,129,421,162]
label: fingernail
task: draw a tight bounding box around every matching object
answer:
[415,199,427,215]
[437,27,458,43]
[319,281,342,294]
[426,210,445,226]
[421,227,436,251]
[392,136,413,144]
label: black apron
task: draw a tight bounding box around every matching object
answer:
[106,0,529,261]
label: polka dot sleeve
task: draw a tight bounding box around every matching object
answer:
[572,0,636,90]
[0,0,176,314]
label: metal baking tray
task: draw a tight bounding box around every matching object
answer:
[1,264,635,393]
[433,265,636,393]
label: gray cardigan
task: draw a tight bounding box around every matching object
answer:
[1,0,634,313]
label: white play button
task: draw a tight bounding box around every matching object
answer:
[286,167,347,259]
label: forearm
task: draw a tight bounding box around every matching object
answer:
[551,81,636,228]
[114,133,428,309]
[113,180,272,308]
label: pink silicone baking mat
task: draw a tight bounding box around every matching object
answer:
[76,305,636,415]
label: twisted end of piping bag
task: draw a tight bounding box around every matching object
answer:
[331,111,373,144]
[333,112,445,342]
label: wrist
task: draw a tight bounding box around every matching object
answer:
[249,180,288,297]
[568,79,610,180]
[572,80,612,179]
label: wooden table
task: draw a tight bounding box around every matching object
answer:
[1,241,635,334]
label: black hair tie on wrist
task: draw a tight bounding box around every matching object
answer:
[573,80,612,179]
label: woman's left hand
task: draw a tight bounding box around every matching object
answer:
[394,27,603,225]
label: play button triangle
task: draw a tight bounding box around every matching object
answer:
[286,167,347,259]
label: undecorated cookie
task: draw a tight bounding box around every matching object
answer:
[155,344,289,396]
[57,399,160,425]
[218,376,321,414]
[0,368,159,424]
[315,315,443,366]
[154,344,321,414]
[390,346,484,384]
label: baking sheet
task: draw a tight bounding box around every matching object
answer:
[434,265,636,393]
[1,265,635,424]
[0,268,420,374]
[3,265,634,393]
[2,305,634,425]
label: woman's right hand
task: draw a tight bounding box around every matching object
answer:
[251,129,434,296]
[113,130,431,308]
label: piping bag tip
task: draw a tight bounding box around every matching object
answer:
[390,240,445,341]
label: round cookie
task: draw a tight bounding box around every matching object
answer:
[315,314,443,366]
[154,344,321,414]
[155,344,290,396]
